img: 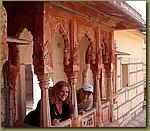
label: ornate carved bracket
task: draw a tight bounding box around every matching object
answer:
[101,30,112,64]
[33,40,53,74]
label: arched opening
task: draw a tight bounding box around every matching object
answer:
[51,30,67,84]
[16,28,41,117]
[77,35,94,90]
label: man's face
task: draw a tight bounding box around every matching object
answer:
[79,89,91,102]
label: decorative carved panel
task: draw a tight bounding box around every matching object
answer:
[77,24,95,44]
[101,101,110,124]
[102,106,109,123]
[53,1,118,27]
[54,119,72,127]
[79,109,96,127]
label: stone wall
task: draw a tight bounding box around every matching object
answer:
[114,30,145,126]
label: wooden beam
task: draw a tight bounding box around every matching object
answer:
[115,50,130,55]
[7,36,30,45]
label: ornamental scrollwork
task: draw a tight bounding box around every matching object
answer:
[77,24,94,43]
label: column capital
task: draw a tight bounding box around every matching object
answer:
[37,73,51,89]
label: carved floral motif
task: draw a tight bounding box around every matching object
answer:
[77,24,94,43]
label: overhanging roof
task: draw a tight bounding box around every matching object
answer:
[3,1,146,31]
[50,1,145,30]
[108,1,146,30]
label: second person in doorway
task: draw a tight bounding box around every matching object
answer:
[77,83,94,115]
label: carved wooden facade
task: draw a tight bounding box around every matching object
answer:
[1,1,145,127]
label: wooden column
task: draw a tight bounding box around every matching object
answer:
[67,71,79,127]
[108,31,115,122]
[107,67,115,122]
[33,2,53,127]
[93,72,103,127]
[93,27,103,127]
[37,73,51,127]
[64,19,79,127]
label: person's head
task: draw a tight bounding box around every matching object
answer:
[79,83,93,102]
[51,81,71,104]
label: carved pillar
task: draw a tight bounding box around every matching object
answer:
[101,66,107,99]
[90,28,103,127]
[107,67,115,122]
[38,74,51,127]
[107,31,115,122]
[93,71,103,127]
[67,72,79,127]
[33,3,53,127]
[71,19,79,127]
[64,19,79,127]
